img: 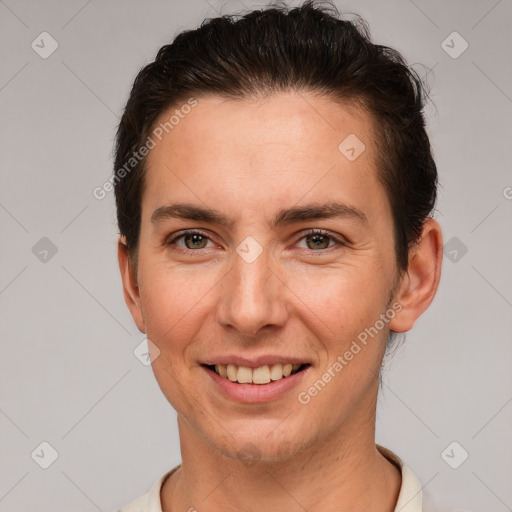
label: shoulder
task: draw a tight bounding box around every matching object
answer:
[116,466,180,512]
[377,445,449,512]
[117,491,149,512]
[377,444,423,512]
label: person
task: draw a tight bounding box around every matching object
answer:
[114,1,443,510]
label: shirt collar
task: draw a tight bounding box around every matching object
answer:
[377,444,423,512]
[130,445,424,512]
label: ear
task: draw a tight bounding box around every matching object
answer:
[117,236,146,333]
[389,218,443,333]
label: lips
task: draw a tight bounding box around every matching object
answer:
[200,353,311,385]
[202,362,311,403]
[200,354,310,369]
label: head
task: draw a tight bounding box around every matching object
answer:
[115,1,442,463]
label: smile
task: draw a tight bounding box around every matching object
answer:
[203,363,309,384]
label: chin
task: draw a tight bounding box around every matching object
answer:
[211,429,306,466]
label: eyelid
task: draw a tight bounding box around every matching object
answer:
[166,229,216,248]
[166,228,347,252]
[297,228,348,250]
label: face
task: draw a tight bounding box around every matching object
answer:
[121,92,408,463]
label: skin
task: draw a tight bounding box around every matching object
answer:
[118,92,443,512]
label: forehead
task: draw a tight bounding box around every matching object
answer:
[142,92,388,227]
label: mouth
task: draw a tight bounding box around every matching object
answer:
[202,363,311,385]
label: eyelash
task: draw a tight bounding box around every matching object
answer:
[165,229,347,254]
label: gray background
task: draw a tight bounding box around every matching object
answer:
[1,0,511,510]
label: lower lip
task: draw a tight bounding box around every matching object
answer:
[203,365,310,404]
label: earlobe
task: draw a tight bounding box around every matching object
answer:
[389,218,443,333]
[117,236,146,333]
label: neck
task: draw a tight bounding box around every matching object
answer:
[161,410,401,512]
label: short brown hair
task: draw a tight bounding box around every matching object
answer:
[114,0,437,276]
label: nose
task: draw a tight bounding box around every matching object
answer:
[215,247,288,338]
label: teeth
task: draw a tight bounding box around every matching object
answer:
[253,365,271,384]
[212,363,305,384]
[227,364,238,382]
[283,364,293,377]
[269,364,283,380]
[237,366,253,384]
[216,364,228,378]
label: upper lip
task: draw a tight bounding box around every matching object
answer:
[201,355,310,369]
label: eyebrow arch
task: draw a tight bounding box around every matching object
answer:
[151,201,368,229]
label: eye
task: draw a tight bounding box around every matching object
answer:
[296,229,346,251]
[166,230,215,250]
[165,228,346,253]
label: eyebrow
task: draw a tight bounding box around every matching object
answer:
[151,201,368,229]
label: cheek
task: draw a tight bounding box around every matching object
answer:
[138,265,213,411]
[296,272,388,418]
[138,262,217,349]
[293,262,389,337]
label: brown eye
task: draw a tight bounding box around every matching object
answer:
[297,229,345,252]
[166,230,214,251]
[305,233,332,250]
[182,233,209,249]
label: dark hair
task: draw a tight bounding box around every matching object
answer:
[114,0,437,278]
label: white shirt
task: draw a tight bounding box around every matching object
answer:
[118,445,432,512]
